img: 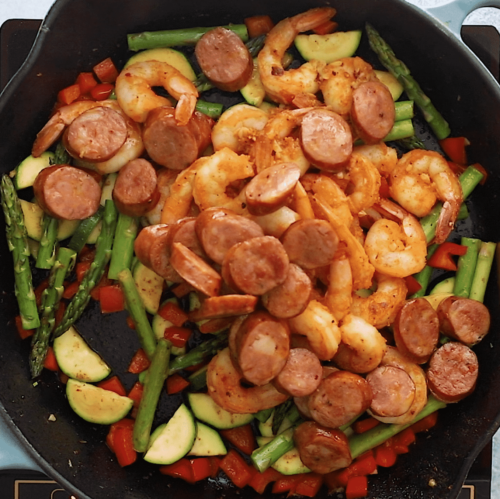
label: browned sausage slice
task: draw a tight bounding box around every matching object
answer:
[273,348,322,397]
[437,295,491,346]
[366,365,415,417]
[351,81,395,144]
[308,370,372,428]
[244,162,301,216]
[393,298,440,364]
[280,219,339,270]
[63,107,128,162]
[195,27,253,92]
[189,294,258,321]
[33,164,101,220]
[195,207,264,264]
[225,236,289,295]
[112,158,160,217]
[231,311,290,386]
[426,341,479,403]
[261,263,312,318]
[169,242,221,297]
[300,108,353,171]
[167,217,206,259]
[294,421,352,474]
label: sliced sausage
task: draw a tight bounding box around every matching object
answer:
[189,294,258,322]
[33,164,101,220]
[273,348,322,397]
[63,106,128,162]
[169,242,221,297]
[143,107,213,170]
[280,219,339,270]
[244,162,301,216]
[366,365,415,418]
[167,217,206,259]
[231,311,290,386]
[112,158,160,217]
[300,108,353,172]
[427,341,479,403]
[393,298,440,364]
[224,235,289,295]
[294,421,352,474]
[261,263,312,319]
[351,81,395,144]
[437,295,491,346]
[308,370,372,428]
[195,27,253,92]
[195,207,264,264]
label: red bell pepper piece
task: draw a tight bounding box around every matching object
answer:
[219,449,255,488]
[348,450,377,477]
[76,261,92,282]
[90,271,113,300]
[353,417,380,434]
[76,72,98,95]
[404,274,422,296]
[427,241,468,271]
[97,375,127,397]
[439,136,469,165]
[163,326,192,348]
[15,315,34,340]
[99,284,125,314]
[62,280,80,300]
[113,424,137,467]
[106,418,135,452]
[171,281,194,298]
[374,441,398,467]
[248,468,283,494]
[244,15,274,38]
[54,301,66,327]
[34,278,50,307]
[271,474,301,494]
[91,83,114,101]
[93,57,119,83]
[471,162,488,185]
[158,301,189,327]
[128,348,151,374]
[127,381,144,409]
[159,458,195,483]
[166,373,190,394]
[392,428,416,455]
[345,475,368,499]
[43,346,59,371]
[411,411,439,433]
[189,457,213,482]
[220,424,256,456]
[126,315,136,330]
[294,473,324,498]
[58,83,81,105]
[209,456,221,478]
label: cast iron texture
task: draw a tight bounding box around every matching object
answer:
[0,0,499,498]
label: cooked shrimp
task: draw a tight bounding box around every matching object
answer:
[115,60,198,124]
[324,253,353,322]
[258,7,335,104]
[364,198,427,278]
[192,147,254,214]
[288,299,342,361]
[350,271,408,329]
[144,168,178,225]
[319,57,378,117]
[211,104,269,154]
[334,314,387,373]
[206,347,288,413]
[353,142,398,178]
[389,149,463,244]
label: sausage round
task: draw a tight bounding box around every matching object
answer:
[261,263,312,318]
[232,311,290,386]
[308,370,372,428]
[393,298,440,364]
[33,164,101,220]
[366,365,416,417]
[351,81,395,144]
[273,348,322,397]
[280,219,339,270]
[195,27,253,92]
[300,108,353,171]
[167,217,206,259]
[294,421,352,474]
[244,162,301,216]
[224,235,290,295]
[437,295,491,346]
[189,294,258,321]
[427,341,479,403]
[63,106,128,162]
[112,158,160,217]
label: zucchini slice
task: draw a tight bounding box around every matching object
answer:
[132,260,164,315]
[188,421,227,456]
[256,436,311,475]
[240,59,266,107]
[294,30,362,63]
[374,70,404,101]
[14,152,54,190]
[152,298,186,356]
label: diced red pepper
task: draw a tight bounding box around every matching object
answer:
[127,381,144,409]
[439,136,469,165]
[182,360,208,373]
[374,441,398,467]
[128,348,151,374]
[97,375,127,397]
[126,315,136,330]
[220,424,256,456]
[90,271,113,300]
[63,280,80,300]
[294,473,324,498]
[171,281,195,298]
[404,274,422,297]
[353,417,380,434]
[189,457,213,482]
[58,83,81,105]
[91,83,114,101]
[159,458,195,483]
[244,15,274,38]
[158,301,189,327]
[271,474,301,494]
[209,456,221,478]
[219,449,255,488]
[106,418,135,452]
[76,261,92,282]
[248,468,283,494]
[347,450,377,477]
[35,278,50,307]
[471,162,488,185]
[15,315,34,339]
[113,424,137,467]
[392,428,416,455]
[427,241,468,271]
[76,72,98,95]
[99,284,125,314]
[345,475,368,499]
[447,160,467,176]
[166,373,190,394]
[411,411,439,433]
[93,57,119,83]
[199,317,234,334]
[163,326,192,348]
[78,245,96,262]
[313,19,339,35]
[43,346,59,371]
[54,301,66,327]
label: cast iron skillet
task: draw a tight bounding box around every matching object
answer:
[1,0,500,498]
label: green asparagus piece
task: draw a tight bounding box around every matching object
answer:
[169,330,229,373]
[255,408,274,424]
[272,400,294,435]
[52,140,71,165]
[394,134,426,151]
[383,118,414,142]
[453,237,481,298]
[127,24,248,51]
[118,267,157,359]
[457,203,469,220]
[251,427,296,472]
[133,338,171,452]
[469,241,496,303]
[187,363,209,392]
[35,215,58,269]
[53,199,118,338]
[408,243,438,299]
[366,23,450,140]
[1,175,40,329]
[30,246,76,378]
[394,100,414,121]
[195,99,224,119]
[108,213,139,280]
[67,205,104,254]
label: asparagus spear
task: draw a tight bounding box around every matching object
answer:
[195,100,224,119]
[383,118,414,142]
[1,175,40,329]
[394,135,426,151]
[365,23,451,140]
[30,246,77,378]
[453,237,481,298]
[67,205,104,254]
[394,100,414,121]
[469,241,496,303]
[53,199,118,338]
[272,400,294,435]
[108,213,139,280]
[251,427,296,473]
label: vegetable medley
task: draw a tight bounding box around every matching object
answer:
[2,6,497,499]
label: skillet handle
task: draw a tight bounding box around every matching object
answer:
[417,0,500,39]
